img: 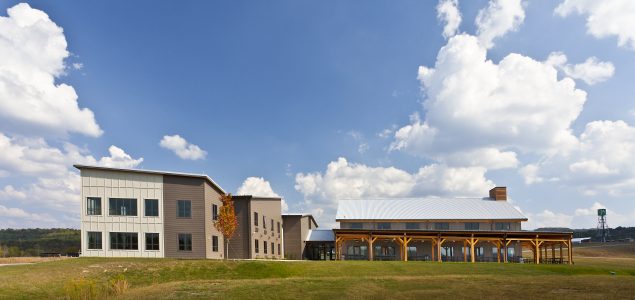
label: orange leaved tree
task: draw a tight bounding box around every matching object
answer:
[214,193,238,259]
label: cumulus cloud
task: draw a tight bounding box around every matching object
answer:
[0,3,102,137]
[547,52,615,85]
[524,209,574,229]
[237,177,288,212]
[391,34,585,169]
[97,145,144,168]
[437,0,462,39]
[475,0,525,48]
[0,185,26,200]
[160,135,207,160]
[295,157,493,227]
[556,0,635,50]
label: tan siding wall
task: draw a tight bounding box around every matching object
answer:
[282,216,302,259]
[250,198,283,259]
[204,182,224,259]
[163,175,206,259]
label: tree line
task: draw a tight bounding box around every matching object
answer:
[0,228,79,257]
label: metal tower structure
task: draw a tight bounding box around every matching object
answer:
[597,208,608,242]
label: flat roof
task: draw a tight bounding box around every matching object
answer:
[74,164,226,194]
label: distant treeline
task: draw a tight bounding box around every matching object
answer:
[0,228,79,257]
[537,226,635,242]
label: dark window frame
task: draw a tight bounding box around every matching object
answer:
[271,242,275,255]
[254,212,259,226]
[264,240,268,254]
[177,200,192,218]
[406,222,420,230]
[87,231,102,249]
[109,198,137,216]
[465,222,480,230]
[109,232,138,250]
[178,233,192,251]
[377,222,391,230]
[145,199,159,217]
[350,222,363,229]
[87,197,102,216]
[212,204,218,221]
[145,233,160,250]
[212,235,219,252]
[255,239,259,253]
[495,222,511,230]
[435,222,450,230]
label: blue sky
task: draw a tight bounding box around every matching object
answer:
[1,0,635,229]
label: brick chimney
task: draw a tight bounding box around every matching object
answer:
[489,187,507,201]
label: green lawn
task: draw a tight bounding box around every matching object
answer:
[1,256,634,299]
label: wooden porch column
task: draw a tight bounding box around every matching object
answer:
[431,238,436,262]
[468,235,478,263]
[438,238,442,262]
[504,240,510,263]
[496,240,501,263]
[551,244,556,263]
[368,236,376,261]
[568,238,573,265]
[559,243,563,262]
[402,237,412,262]
[535,236,541,265]
[335,236,342,261]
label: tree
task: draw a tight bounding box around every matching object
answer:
[213,193,238,259]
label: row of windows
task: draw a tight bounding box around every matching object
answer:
[254,239,281,255]
[253,212,281,232]
[89,198,223,221]
[348,222,513,231]
[87,232,220,252]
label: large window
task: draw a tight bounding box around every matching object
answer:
[254,212,259,226]
[178,233,192,251]
[495,222,511,230]
[109,198,137,216]
[270,219,274,231]
[177,200,191,218]
[145,233,160,250]
[377,222,391,230]
[264,241,268,254]
[465,222,480,230]
[212,204,218,221]
[87,231,102,249]
[87,197,102,215]
[255,239,259,253]
[277,222,281,233]
[145,199,159,217]
[212,236,219,252]
[435,222,450,230]
[349,222,363,229]
[406,222,420,230]
[271,242,275,255]
[110,232,138,250]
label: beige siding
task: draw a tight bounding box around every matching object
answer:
[227,198,251,259]
[204,182,224,259]
[163,175,206,259]
[282,215,302,259]
[250,198,283,259]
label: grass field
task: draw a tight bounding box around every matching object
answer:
[1,244,634,299]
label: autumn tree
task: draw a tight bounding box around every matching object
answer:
[213,193,238,259]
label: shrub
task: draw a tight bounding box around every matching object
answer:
[109,274,130,296]
[63,278,101,300]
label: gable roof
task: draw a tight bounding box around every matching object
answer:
[336,198,527,221]
[73,164,226,194]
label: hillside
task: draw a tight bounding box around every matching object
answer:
[0,228,80,257]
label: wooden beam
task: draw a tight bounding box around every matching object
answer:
[431,238,436,262]
[470,236,476,263]
[496,240,501,263]
[535,236,540,264]
[368,234,374,261]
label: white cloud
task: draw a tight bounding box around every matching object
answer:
[547,53,615,85]
[72,62,83,70]
[0,185,26,200]
[295,157,493,227]
[437,0,462,39]
[97,145,144,168]
[0,3,102,137]
[391,34,585,168]
[556,0,635,50]
[357,143,369,154]
[524,209,574,229]
[475,0,525,48]
[523,202,635,230]
[237,177,288,212]
[159,134,207,160]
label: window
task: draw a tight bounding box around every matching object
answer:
[435,222,450,230]
[407,246,417,257]
[87,232,102,249]
[109,198,137,216]
[254,212,259,226]
[255,239,259,253]
[264,241,268,254]
[177,200,191,218]
[263,216,266,229]
[495,222,511,230]
[406,223,420,230]
[145,199,159,217]
[278,244,281,256]
[271,219,274,231]
[178,233,192,251]
[145,233,160,250]
[271,242,275,255]
[350,222,363,229]
[277,222,280,233]
[87,197,102,215]
[309,220,312,229]
[377,222,391,230]
[212,204,218,221]
[212,236,219,252]
[110,232,138,250]
[465,222,480,230]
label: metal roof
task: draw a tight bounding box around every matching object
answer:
[73,164,226,194]
[335,198,527,221]
[306,229,335,242]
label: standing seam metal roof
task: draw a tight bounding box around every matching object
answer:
[335,198,527,221]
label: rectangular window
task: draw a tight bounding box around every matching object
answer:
[254,212,259,226]
[177,200,191,218]
[277,222,280,233]
[406,223,420,230]
[349,222,363,229]
[212,236,219,252]
[263,216,266,229]
[87,197,102,215]
[212,204,218,221]
[377,222,391,230]
[109,198,137,216]
[178,233,192,251]
[465,222,480,230]
[87,231,102,249]
[255,239,259,253]
[271,219,274,231]
[145,199,159,217]
[145,233,160,250]
[264,241,268,254]
[435,222,450,230]
[278,244,281,256]
[495,222,511,230]
[109,232,138,250]
[271,242,275,255]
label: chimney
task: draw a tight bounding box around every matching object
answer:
[489,187,507,201]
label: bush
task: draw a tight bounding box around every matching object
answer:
[109,274,130,296]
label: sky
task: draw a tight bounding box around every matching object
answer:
[1,0,635,229]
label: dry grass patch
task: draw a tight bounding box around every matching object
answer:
[0,256,68,264]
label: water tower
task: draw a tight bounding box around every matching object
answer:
[597,208,608,242]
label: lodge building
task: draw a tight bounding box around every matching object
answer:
[76,165,573,264]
